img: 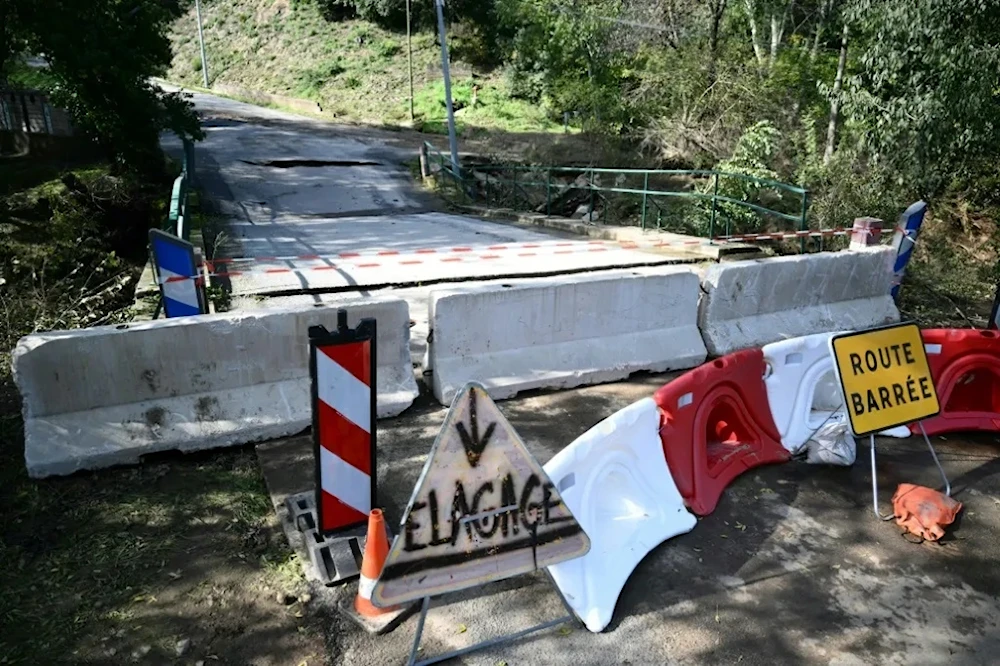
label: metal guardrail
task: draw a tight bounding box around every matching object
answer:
[165,138,196,240]
[422,141,810,243]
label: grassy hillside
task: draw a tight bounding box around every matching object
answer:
[167,0,561,134]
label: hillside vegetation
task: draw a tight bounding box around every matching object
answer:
[167,0,560,133]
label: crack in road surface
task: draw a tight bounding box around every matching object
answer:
[239,159,382,168]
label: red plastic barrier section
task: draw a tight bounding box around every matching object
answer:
[654,348,789,516]
[913,328,1000,436]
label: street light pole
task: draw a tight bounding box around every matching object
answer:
[195,0,209,87]
[406,0,414,123]
[434,0,460,176]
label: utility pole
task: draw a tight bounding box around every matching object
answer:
[195,0,209,87]
[434,0,460,176]
[406,0,414,123]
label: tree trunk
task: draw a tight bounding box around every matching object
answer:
[664,1,681,48]
[708,0,728,84]
[810,21,824,61]
[744,0,766,69]
[811,0,833,61]
[824,23,848,165]
[768,4,788,71]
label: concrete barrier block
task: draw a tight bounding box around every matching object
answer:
[427,268,706,405]
[698,246,899,356]
[13,297,416,478]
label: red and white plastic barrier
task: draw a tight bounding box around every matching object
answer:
[916,328,1000,436]
[653,348,790,516]
[539,325,996,629]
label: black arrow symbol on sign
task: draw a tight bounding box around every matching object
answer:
[455,389,496,468]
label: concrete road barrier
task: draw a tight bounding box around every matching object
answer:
[698,246,899,356]
[427,268,707,405]
[13,297,417,478]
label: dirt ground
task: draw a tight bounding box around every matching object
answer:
[0,444,328,666]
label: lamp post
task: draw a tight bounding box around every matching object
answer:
[195,0,209,87]
[434,0,460,176]
[406,0,414,123]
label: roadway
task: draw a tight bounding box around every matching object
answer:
[160,86,686,300]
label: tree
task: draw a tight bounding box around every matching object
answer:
[495,0,634,128]
[742,0,794,74]
[843,0,1000,190]
[311,0,498,32]
[822,23,847,164]
[703,0,728,83]
[1,0,202,174]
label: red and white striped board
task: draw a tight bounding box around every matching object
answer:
[310,313,378,535]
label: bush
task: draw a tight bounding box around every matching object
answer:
[375,39,400,58]
[804,151,911,231]
[295,60,345,96]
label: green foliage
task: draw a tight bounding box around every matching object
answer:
[844,0,1000,193]
[2,0,203,174]
[412,78,561,134]
[295,60,346,97]
[805,151,908,231]
[705,121,791,233]
[715,120,782,182]
[305,0,498,33]
[496,0,633,131]
[3,60,57,91]
[792,115,825,190]
[375,38,401,58]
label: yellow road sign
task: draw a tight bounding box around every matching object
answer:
[830,323,940,436]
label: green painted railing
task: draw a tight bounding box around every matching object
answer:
[423,141,809,241]
[164,138,196,240]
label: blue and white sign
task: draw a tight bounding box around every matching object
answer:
[149,229,205,318]
[890,201,927,301]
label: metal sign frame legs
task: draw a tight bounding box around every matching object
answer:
[869,422,951,520]
[405,575,578,666]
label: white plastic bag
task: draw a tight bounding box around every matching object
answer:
[803,412,856,466]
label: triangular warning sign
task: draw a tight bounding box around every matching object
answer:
[372,383,591,607]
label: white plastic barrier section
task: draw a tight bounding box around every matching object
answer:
[698,247,899,356]
[13,297,417,478]
[427,268,707,405]
[763,332,847,454]
[763,332,910,454]
[544,398,697,632]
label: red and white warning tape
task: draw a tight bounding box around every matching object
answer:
[204,240,611,267]
[163,245,618,283]
[711,226,896,243]
[162,226,906,285]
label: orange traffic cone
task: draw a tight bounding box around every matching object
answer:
[354,509,399,617]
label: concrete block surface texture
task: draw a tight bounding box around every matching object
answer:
[427,267,707,405]
[13,297,416,478]
[698,246,900,356]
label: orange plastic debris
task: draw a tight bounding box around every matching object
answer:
[891,483,962,542]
